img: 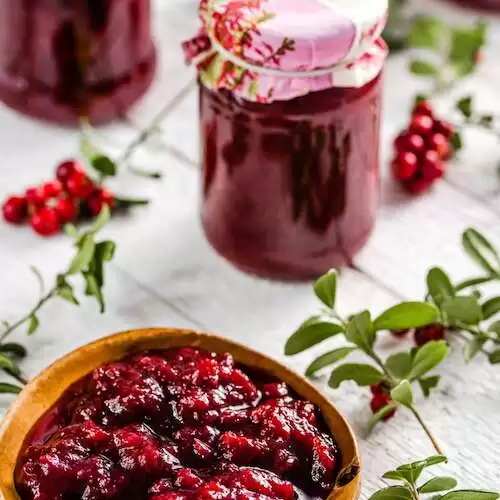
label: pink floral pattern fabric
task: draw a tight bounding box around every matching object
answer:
[183,0,388,103]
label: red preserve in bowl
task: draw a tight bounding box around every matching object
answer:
[0,0,156,125]
[184,0,388,280]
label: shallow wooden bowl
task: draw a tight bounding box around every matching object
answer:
[0,328,360,500]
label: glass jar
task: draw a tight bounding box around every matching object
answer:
[188,0,388,280]
[200,75,382,280]
[0,0,156,125]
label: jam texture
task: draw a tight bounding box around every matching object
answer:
[16,347,340,500]
[0,0,155,124]
[200,74,382,280]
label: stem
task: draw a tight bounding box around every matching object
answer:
[0,287,57,343]
[409,405,444,455]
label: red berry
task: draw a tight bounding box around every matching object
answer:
[428,133,451,160]
[392,151,418,181]
[66,171,94,199]
[87,188,114,216]
[433,120,454,140]
[370,383,388,395]
[404,177,434,195]
[55,196,78,223]
[422,150,445,180]
[370,394,396,420]
[25,187,46,207]
[413,100,434,119]
[2,196,28,224]
[30,207,61,236]
[40,180,63,200]
[56,160,83,184]
[394,132,408,153]
[391,329,410,338]
[406,134,426,156]
[414,324,445,347]
[409,115,434,137]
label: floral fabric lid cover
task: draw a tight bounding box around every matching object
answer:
[183,0,388,103]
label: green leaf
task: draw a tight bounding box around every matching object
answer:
[450,131,463,153]
[488,320,500,337]
[0,343,27,358]
[427,267,455,306]
[313,270,337,309]
[374,302,439,332]
[396,455,447,484]
[329,363,384,389]
[441,492,499,500]
[88,204,111,235]
[418,476,458,493]
[455,276,493,291]
[114,197,150,208]
[369,486,413,500]
[64,223,79,239]
[367,403,398,432]
[442,296,482,325]
[285,316,344,355]
[80,136,96,160]
[482,297,500,320]
[409,16,446,49]
[345,311,375,352]
[479,114,494,127]
[462,228,500,277]
[91,154,117,177]
[0,383,22,394]
[410,59,438,76]
[410,341,449,379]
[30,265,45,294]
[456,96,473,119]
[382,470,406,482]
[305,347,357,377]
[418,375,441,397]
[27,314,39,335]
[390,380,413,408]
[489,349,500,364]
[449,22,487,63]
[67,235,96,275]
[386,352,413,380]
[57,285,80,306]
[84,272,105,313]
[464,336,487,363]
[0,353,21,376]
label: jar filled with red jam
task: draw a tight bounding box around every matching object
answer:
[185,0,389,280]
[0,0,156,125]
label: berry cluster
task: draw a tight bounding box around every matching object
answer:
[2,160,114,236]
[391,324,446,346]
[392,101,455,194]
[370,382,397,421]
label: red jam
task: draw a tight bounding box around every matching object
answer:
[16,347,340,500]
[200,73,382,280]
[445,0,500,10]
[0,0,155,124]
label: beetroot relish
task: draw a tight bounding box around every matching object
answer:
[16,347,340,500]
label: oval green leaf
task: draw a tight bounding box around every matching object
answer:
[427,267,455,306]
[409,341,449,380]
[462,228,500,277]
[305,347,357,377]
[482,297,500,320]
[442,296,483,325]
[386,352,413,380]
[367,403,398,433]
[313,270,337,309]
[285,316,344,356]
[0,383,23,394]
[329,363,384,389]
[369,486,413,500]
[0,343,27,358]
[441,491,499,500]
[418,476,458,494]
[374,302,439,332]
[390,380,414,408]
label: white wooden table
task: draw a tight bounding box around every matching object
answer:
[1,0,500,497]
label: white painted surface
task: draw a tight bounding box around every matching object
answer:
[0,0,499,497]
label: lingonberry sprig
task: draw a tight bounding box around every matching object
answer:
[0,206,116,394]
[369,455,499,499]
[414,227,500,365]
[285,270,447,454]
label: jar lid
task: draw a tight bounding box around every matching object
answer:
[183,0,388,102]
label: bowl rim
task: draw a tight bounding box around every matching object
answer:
[0,327,360,500]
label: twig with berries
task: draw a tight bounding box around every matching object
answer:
[0,207,116,394]
[408,228,500,365]
[369,455,499,499]
[285,271,447,454]
[2,153,148,237]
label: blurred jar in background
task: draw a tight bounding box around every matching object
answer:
[185,0,388,280]
[0,0,156,125]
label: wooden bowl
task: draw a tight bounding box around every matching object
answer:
[0,328,360,500]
